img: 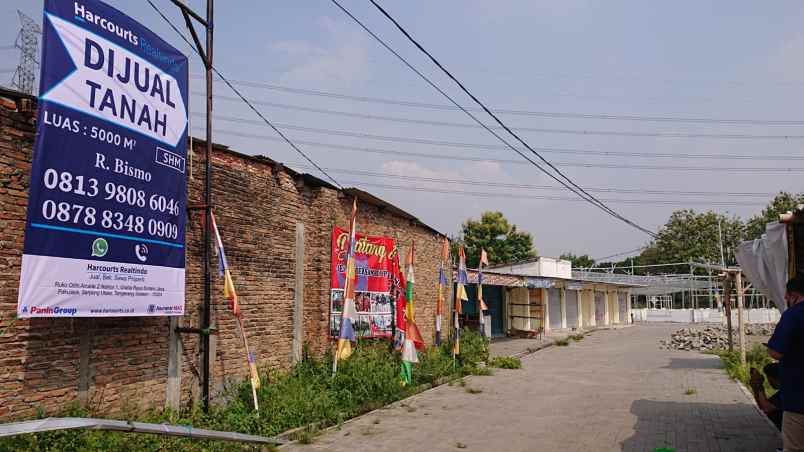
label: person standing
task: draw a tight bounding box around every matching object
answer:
[768,275,804,451]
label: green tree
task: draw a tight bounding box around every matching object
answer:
[559,253,595,269]
[645,209,744,273]
[457,211,536,267]
[745,192,804,240]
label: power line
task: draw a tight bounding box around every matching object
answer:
[291,168,779,198]
[592,247,647,262]
[145,0,342,188]
[334,0,666,237]
[196,111,804,161]
[194,94,804,140]
[584,262,693,270]
[315,179,769,207]
[270,163,779,202]
[188,74,804,127]
[197,127,804,173]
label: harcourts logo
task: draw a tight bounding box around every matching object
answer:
[74,2,139,46]
[147,305,183,314]
[30,306,78,316]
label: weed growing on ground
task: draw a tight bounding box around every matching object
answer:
[291,426,318,445]
[717,343,775,394]
[465,387,483,395]
[570,334,585,341]
[468,366,493,376]
[488,356,522,369]
[684,388,697,396]
[555,338,570,346]
[0,331,495,451]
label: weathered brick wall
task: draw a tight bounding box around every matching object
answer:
[0,95,448,420]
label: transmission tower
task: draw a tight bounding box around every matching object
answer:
[11,11,41,95]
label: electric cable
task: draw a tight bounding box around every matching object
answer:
[197,127,804,173]
[145,0,342,188]
[317,180,769,207]
[196,111,804,161]
[331,0,657,237]
[592,247,647,262]
[187,74,804,126]
[192,94,804,140]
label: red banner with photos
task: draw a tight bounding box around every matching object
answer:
[330,227,405,338]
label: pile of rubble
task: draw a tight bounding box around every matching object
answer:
[659,323,776,352]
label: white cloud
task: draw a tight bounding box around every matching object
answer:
[272,16,370,88]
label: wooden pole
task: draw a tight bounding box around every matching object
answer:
[723,274,734,353]
[736,271,746,367]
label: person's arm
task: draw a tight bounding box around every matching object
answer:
[753,386,779,414]
[749,368,778,414]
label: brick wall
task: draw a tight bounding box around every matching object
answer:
[0,95,449,420]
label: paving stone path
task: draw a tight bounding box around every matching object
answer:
[283,323,781,452]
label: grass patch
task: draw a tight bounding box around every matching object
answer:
[468,366,494,376]
[0,330,489,451]
[684,388,697,396]
[488,356,522,369]
[717,343,775,394]
[554,338,570,347]
[465,387,483,395]
[570,334,585,341]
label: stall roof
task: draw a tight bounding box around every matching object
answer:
[462,268,642,289]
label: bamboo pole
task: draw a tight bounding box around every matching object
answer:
[723,274,734,353]
[736,271,746,367]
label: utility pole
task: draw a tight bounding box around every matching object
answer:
[169,0,214,413]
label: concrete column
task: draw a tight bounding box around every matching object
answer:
[292,222,304,364]
[560,288,567,329]
[542,288,550,334]
[78,319,92,406]
[626,291,633,324]
[577,290,584,329]
[503,289,510,333]
[166,316,182,410]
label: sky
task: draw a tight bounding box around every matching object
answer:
[2,0,803,260]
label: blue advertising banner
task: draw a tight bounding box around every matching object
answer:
[17,0,188,317]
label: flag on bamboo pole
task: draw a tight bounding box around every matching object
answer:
[401,242,424,386]
[211,212,240,318]
[478,249,489,337]
[211,212,260,411]
[454,245,469,357]
[435,238,449,346]
[333,198,359,375]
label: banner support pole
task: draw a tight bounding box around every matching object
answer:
[169,0,214,413]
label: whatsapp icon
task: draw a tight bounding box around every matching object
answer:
[91,238,109,257]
